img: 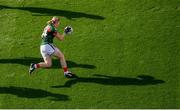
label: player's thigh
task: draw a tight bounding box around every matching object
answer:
[43,55,52,63]
[43,55,52,66]
[52,47,64,59]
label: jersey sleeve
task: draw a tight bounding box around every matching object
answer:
[47,27,52,32]
[47,25,58,36]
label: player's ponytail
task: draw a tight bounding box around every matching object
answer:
[47,20,53,24]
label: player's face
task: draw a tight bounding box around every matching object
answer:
[54,21,59,28]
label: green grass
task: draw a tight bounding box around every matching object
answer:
[0,0,179,108]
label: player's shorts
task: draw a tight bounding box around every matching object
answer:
[40,43,56,58]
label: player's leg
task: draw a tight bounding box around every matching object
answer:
[52,47,76,78]
[37,56,52,68]
[29,44,53,74]
[29,55,52,74]
[53,48,67,68]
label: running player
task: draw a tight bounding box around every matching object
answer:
[29,16,75,78]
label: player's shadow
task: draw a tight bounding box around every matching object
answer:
[0,57,96,69]
[51,74,165,88]
[0,86,69,101]
[0,5,105,20]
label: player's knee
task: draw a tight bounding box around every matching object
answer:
[46,62,52,68]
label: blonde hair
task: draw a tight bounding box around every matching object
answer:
[47,16,60,24]
[47,20,52,24]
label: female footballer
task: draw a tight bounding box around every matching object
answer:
[29,16,75,78]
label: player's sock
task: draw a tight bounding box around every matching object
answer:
[63,67,77,78]
[35,64,40,68]
[63,67,68,73]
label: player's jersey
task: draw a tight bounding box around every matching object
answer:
[41,24,57,45]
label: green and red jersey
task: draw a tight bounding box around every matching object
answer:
[41,23,57,45]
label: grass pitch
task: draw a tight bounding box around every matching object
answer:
[0,0,179,108]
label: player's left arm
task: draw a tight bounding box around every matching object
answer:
[54,26,72,41]
[55,32,65,41]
